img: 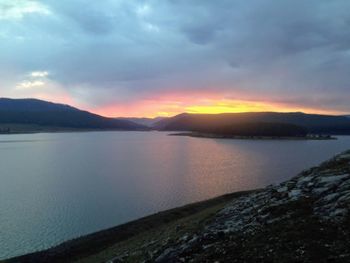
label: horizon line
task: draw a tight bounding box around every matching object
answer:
[0,97,348,119]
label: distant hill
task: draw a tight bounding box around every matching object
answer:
[154,112,350,135]
[116,117,167,127]
[0,98,147,132]
[188,122,308,137]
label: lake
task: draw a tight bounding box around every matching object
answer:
[1,131,350,259]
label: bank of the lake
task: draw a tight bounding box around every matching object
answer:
[5,150,350,263]
[169,132,336,140]
[0,123,149,134]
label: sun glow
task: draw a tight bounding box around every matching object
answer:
[185,100,277,114]
[91,97,343,118]
[184,99,343,116]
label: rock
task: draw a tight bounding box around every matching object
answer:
[107,150,350,263]
[312,187,329,195]
[180,234,189,242]
[321,192,340,203]
[155,248,175,262]
[277,186,288,193]
[330,208,348,217]
[288,189,302,199]
[318,174,349,184]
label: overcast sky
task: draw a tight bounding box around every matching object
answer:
[1,0,349,117]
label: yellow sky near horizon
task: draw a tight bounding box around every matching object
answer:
[90,98,345,118]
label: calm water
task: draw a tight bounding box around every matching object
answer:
[1,132,350,259]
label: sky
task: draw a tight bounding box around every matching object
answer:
[0,0,350,117]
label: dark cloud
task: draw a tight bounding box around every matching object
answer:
[0,0,349,112]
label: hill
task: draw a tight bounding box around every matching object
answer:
[183,122,308,138]
[154,112,350,135]
[0,98,147,132]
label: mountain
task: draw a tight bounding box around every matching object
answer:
[116,117,167,127]
[0,98,147,131]
[154,112,350,135]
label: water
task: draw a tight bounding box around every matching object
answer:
[1,131,350,259]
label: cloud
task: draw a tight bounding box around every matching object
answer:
[0,0,350,115]
[16,80,45,89]
[30,71,49,78]
[15,70,49,90]
[0,0,50,20]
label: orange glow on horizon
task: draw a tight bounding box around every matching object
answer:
[90,97,345,118]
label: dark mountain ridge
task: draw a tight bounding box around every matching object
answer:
[0,98,147,131]
[154,112,350,135]
[1,99,348,134]
[189,122,308,137]
[0,98,77,112]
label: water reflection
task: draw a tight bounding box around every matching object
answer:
[0,132,350,259]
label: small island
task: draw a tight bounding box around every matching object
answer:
[168,122,336,140]
[169,132,335,140]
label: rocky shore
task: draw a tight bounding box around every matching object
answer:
[5,150,350,263]
[107,150,350,263]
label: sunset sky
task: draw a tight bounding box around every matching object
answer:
[1,0,350,117]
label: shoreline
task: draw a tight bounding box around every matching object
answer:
[4,190,255,263]
[0,128,150,136]
[169,132,337,140]
[5,149,350,262]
